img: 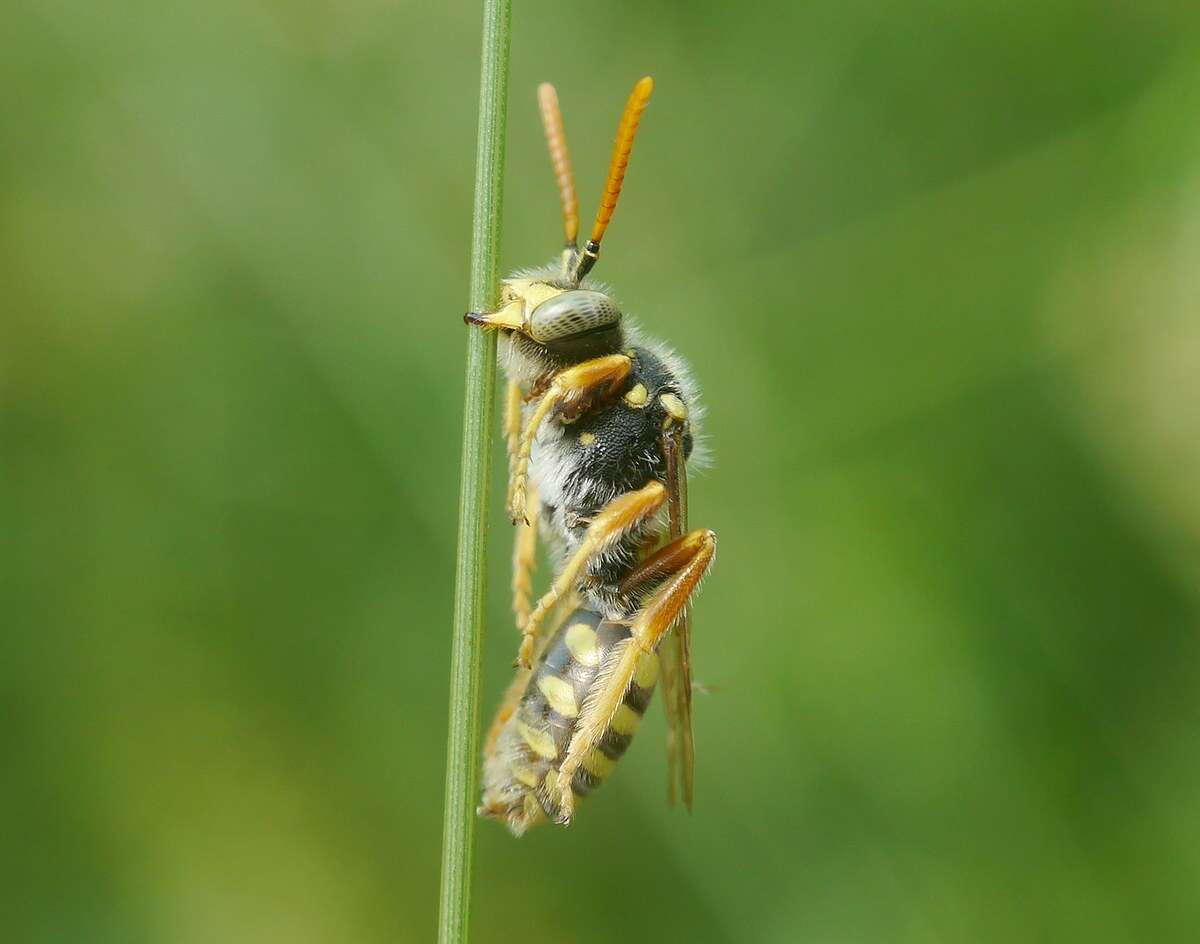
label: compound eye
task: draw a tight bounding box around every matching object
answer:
[528,290,621,342]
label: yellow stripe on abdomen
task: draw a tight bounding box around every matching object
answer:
[537,674,579,717]
[565,621,601,666]
[610,703,641,736]
[516,719,558,759]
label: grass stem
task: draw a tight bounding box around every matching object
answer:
[438,0,511,941]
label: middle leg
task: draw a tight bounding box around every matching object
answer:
[511,486,540,631]
[516,480,667,668]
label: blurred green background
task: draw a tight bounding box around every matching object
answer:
[5,0,1200,941]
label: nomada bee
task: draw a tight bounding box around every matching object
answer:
[467,77,716,834]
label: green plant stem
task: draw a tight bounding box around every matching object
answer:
[438,0,510,942]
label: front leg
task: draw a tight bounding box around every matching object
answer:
[508,354,631,524]
[503,379,524,513]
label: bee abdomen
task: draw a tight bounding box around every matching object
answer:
[570,648,658,798]
[484,607,659,829]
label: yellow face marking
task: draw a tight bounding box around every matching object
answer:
[578,431,596,446]
[633,651,659,689]
[516,719,558,759]
[502,278,562,310]
[511,762,540,788]
[565,622,600,667]
[623,382,648,407]
[660,392,688,421]
[494,280,567,337]
[537,674,579,717]
[583,748,615,779]
[611,703,642,736]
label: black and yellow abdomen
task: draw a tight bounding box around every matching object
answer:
[480,607,659,835]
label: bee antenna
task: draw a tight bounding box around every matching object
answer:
[538,83,580,258]
[571,76,654,284]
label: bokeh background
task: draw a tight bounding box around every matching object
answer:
[5,0,1200,941]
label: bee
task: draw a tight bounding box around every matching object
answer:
[467,77,717,834]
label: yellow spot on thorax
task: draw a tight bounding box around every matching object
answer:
[659,393,688,421]
[611,703,641,736]
[516,719,558,759]
[578,431,596,445]
[565,623,600,666]
[537,674,579,717]
[623,383,648,407]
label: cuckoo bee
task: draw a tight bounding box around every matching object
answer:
[466,77,716,835]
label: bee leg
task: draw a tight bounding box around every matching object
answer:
[554,528,716,823]
[482,589,579,761]
[512,486,540,630]
[506,379,542,630]
[503,379,523,513]
[516,480,667,668]
[482,663,533,761]
[509,354,632,524]
[617,528,714,605]
[619,529,713,808]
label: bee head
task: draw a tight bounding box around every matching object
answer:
[466,279,622,343]
[466,278,625,380]
[464,75,656,375]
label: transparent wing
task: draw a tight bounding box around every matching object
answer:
[660,424,694,809]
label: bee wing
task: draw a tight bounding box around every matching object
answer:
[660,424,694,809]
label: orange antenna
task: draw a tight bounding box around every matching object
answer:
[538,83,579,248]
[572,75,654,282]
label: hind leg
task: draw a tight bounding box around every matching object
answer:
[554,528,716,822]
